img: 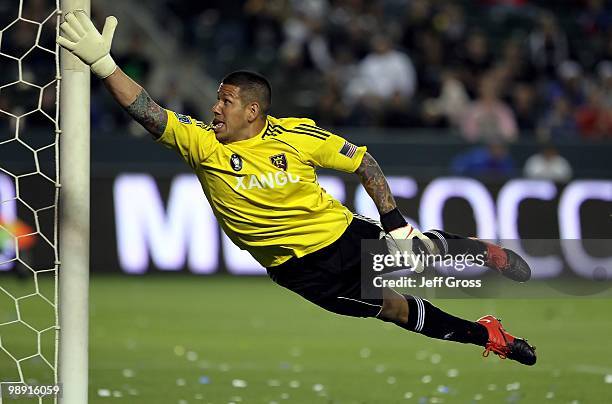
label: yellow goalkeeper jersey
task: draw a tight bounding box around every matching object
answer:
[157,110,367,267]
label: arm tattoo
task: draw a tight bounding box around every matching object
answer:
[355,152,396,215]
[124,89,168,138]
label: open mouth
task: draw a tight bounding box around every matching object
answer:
[212,118,225,132]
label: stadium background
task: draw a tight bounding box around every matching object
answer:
[1,0,612,403]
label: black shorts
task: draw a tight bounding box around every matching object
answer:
[266,216,384,318]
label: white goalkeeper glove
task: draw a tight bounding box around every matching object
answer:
[380,208,438,273]
[57,11,118,79]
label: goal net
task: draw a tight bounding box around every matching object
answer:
[0,0,62,402]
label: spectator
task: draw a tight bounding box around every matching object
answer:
[498,38,537,84]
[460,73,518,142]
[597,61,612,108]
[327,0,378,61]
[282,12,333,72]
[536,97,578,141]
[600,31,612,62]
[350,35,417,101]
[23,0,56,49]
[422,69,470,129]
[455,30,493,96]
[0,97,16,134]
[244,0,288,64]
[22,0,49,22]
[510,83,539,132]
[523,144,573,182]
[116,34,152,85]
[579,0,612,36]
[75,0,611,138]
[480,0,535,21]
[546,61,589,108]
[528,12,569,78]
[317,74,350,126]
[414,31,446,99]
[383,92,420,128]
[316,45,360,125]
[344,35,417,125]
[2,17,38,58]
[160,81,191,116]
[434,2,466,49]
[400,0,434,53]
[452,142,516,178]
[575,89,612,138]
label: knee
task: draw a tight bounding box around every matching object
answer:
[378,296,408,323]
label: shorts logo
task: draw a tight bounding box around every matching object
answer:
[174,112,192,125]
[339,141,357,158]
[230,153,243,171]
[269,153,288,171]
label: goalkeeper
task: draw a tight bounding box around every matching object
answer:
[57,12,536,366]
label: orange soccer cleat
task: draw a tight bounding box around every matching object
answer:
[477,315,536,366]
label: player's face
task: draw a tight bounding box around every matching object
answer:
[211,84,250,142]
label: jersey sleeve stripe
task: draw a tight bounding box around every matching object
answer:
[295,124,331,137]
[297,123,330,133]
[288,129,327,140]
[263,123,282,138]
[276,125,328,141]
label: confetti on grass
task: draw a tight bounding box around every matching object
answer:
[446,368,459,378]
[97,389,111,397]
[232,379,247,388]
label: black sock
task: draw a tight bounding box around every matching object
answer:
[396,294,488,346]
[424,229,486,257]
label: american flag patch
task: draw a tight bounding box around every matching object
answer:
[339,141,358,158]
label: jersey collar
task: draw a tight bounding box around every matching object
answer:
[225,119,269,146]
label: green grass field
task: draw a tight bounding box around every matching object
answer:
[2,276,612,403]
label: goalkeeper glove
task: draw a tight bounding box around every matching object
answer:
[380,208,438,273]
[57,11,118,79]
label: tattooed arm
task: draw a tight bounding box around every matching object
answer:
[103,68,167,138]
[355,152,397,215]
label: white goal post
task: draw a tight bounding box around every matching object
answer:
[58,0,90,403]
[0,0,90,402]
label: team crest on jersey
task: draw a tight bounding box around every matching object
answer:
[269,153,288,171]
[230,153,243,171]
[174,112,192,124]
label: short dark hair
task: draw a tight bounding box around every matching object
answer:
[222,71,272,116]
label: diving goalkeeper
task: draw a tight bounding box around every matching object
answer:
[57,11,536,366]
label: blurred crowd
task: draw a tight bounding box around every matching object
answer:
[0,0,57,137]
[1,0,611,181]
[149,0,612,143]
[2,0,611,142]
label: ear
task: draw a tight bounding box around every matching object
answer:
[247,102,261,123]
